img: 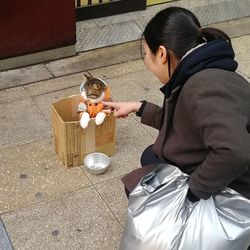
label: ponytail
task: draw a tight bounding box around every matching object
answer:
[201,27,231,44]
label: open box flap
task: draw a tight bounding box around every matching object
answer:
[52,94,81,122]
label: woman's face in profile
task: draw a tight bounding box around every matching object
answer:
[143,41,171,84]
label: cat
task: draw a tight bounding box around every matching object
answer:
[78,73,111,129]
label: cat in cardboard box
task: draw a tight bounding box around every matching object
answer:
[78,73,112,129]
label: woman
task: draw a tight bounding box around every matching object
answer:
[103,7,250,201]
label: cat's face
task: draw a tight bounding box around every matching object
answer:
[80,74,107,102]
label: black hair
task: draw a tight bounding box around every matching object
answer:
[143,7,231,60]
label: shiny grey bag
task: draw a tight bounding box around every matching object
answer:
[120,164,250,250]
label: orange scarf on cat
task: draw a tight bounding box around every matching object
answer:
[80,85,111,118]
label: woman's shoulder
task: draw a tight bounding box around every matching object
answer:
[179,69,250,112]
[183,68,250,93]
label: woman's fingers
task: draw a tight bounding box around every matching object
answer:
[102,101,118,109]
[103,101,125,117]
[103,101,137,118]
[114,110,128,118]
[102,108,126,118]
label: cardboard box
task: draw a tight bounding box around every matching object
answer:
[51,95,116,168]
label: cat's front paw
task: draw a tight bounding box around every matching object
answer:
[80,112,90,129]
[95,112,106,126]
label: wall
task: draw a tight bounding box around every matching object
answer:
[0,0,76,60]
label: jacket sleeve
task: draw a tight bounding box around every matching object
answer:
[185,73,250,199]
[140,101,163,130]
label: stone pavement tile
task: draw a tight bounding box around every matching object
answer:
[95,177,128,227]
[209,17,250,39]
[232,35,249,59]
[31,86,79,123]
[25,60,145,97]
[232,35,250,78]
[93,10,146,27]
[2,187,123,250]
[0,139,91,214]
[88,59,145,80]
[133,115,159,139]
[237,62,250,82]
[107,68,164,105]
[0,65,52,90]
[0,219,13,250]
[82,116,155,184]
[194,0,250,26]
[46,41,141,77]
[0,97,51,150]
[77,19,98,30]
[24,73,83,96]
[76,21,141,52]
[141,124,159,138]
[134,14,154,32]
[0,86,29,104]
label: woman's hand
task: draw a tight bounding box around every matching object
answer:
[102,101,142,118]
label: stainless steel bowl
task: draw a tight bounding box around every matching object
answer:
[84,152,110,175]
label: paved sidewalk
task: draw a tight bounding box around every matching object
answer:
[0,2,249,250]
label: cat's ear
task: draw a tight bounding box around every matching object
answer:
[83,72,93,80]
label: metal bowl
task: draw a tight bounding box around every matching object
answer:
[84,152,110,175]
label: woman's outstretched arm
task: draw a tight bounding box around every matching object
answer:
[103,101,142,118]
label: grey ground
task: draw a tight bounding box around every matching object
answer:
[0,0,249,249]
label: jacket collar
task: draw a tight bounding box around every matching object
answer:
[160,39,238,98]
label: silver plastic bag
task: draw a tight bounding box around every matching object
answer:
[120,164,250,250]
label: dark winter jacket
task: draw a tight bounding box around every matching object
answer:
[122,40,250,199]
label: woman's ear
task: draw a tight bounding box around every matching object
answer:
[157,45,167,63]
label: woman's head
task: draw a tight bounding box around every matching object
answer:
[142,7,230,83]
[144,7,202,59]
